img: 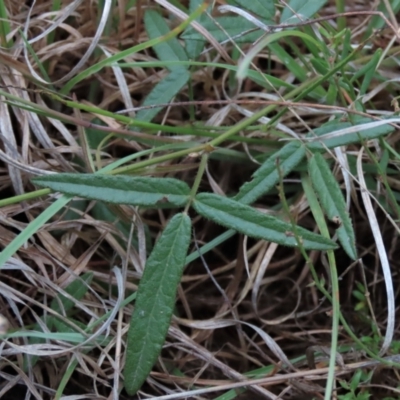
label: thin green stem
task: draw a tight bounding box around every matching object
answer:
[0,188,51,207]
[336,0,346,31]
[112,144,206,175]
[184,152,208,213]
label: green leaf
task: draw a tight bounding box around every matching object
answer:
[194,193,337,250]
[359,49,382,96]
[124,213,192,395]
[181,16,264,43]
[184,0,209,59]
[269,42,309,83]
[234,142,306,205]
[310,58,329,76]
[281,0,328,23]
[306,117,396,150]
[144,9,188,69]
[140,9,191,122]
[326,80,338,105]
[135,68,190,123]
[230,0,275,20]
[32,174,190,208]
[350,49,381,85]
[308,153,357,260]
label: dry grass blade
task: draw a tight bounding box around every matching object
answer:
[0,1,399,399]
[23,0,112,85]
[356,148,395,355]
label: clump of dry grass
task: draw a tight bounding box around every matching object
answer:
[0,1,400,399]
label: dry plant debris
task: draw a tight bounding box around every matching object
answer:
[0,1,400,399]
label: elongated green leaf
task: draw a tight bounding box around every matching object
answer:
[359,49,381,96]
[9,330,107,344]
[308,153,357,260]
[350,49,381,85]
[281,0,327,23]
[32,174,190,208]
[181,16,264,43]
[144,10,188,69]
[139,8,191,122]
[194,193,337,250]
[184,0,209,59]
[306,117,396,150]
[136,68,190,123]
[234,142,306,205]
[124,213,191,395]
[269,42,309,83]
[231,0,275,20]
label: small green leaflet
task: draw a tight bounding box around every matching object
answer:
[281,0,328,24]
[234,141,306,205]
[144,10,188,70]
[306,117,395,150]
[124,213,191,395]
[194,193,337,250]
[32,174,190,208]
[308,153,357,260]
[230,0,275,20]
[184,0,209,59]
[181,16,264,43]
[137,9,190,122]
[135,68,190,123]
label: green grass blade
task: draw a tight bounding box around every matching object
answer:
[193,193,338,250]
[366,0,400,32]
[269,43,319,89]
[6,330,107,344]
[301,174,340,400]
[124,213,192,395]
[32,174,191,208]
[237,30,323,81]
[359,49,382,96]
[308,153,357,259]
[350,49,381,86]
[0,0,11,47]
[234,142,306,205]
[0,196,72,268]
